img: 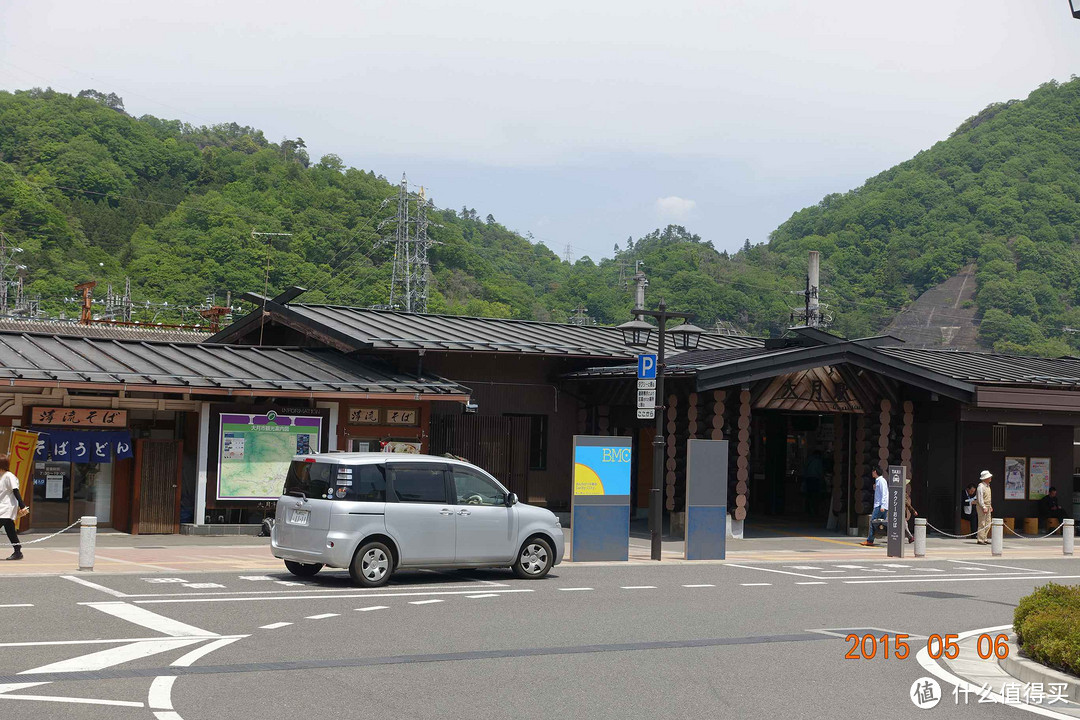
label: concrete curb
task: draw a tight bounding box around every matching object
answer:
[1001,640,1080,705]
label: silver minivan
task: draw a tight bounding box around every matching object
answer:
[271,452,564,587]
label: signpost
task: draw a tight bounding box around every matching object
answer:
[887,465,905,558]
[637,354,657,420]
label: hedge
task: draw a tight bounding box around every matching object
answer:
[1014,583,1080,677]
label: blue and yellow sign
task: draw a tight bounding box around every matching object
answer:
[573,444,632,496]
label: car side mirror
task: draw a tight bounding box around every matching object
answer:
[506,492,518,507]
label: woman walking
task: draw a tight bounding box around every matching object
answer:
[0,455,28,560]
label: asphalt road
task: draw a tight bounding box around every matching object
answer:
[3,557,1079,719]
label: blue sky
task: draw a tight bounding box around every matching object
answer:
[3,1,1080,260]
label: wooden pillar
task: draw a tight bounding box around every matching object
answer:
[900,400,914,474]
[710,390,726,440]
[665,394,678,512]
[687,392,699,439]
[877,398,892,472]
[734,389,750,522]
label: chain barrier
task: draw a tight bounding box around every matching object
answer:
[1003,522,1066,541]
[924,521,979,539]
[0,520,80,547]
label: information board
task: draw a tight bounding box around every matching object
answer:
[217,410,324,500]
[571,436,632,562]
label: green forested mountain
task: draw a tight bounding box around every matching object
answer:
[3,80,1080,353]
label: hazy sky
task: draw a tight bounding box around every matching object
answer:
[3,1,1080,259]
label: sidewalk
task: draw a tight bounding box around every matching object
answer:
[0,524,1073,577]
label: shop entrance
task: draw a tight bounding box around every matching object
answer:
[31,459,115,528]
[752,412,852,528]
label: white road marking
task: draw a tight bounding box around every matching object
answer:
[182,583,225,589]
[0,691,144,707]
[879,564,910,568]
[148,676,175,710]
[958,567,986,571]
[682,584,715,588]
[909,568,944,572]
[305,613,339,620]
[845,574,1080,585]
[620,586,657,590]
[409,599,443,605]
[60,575,127,598]
[239,576,275,581]
[113,581,506,600]
[275,581,304,587]
[725,563,820,579]
[818,570,845,573]
[740,583,772,587]
[785,566,821,570]
[356,606,388,612]
[949,559,1054,574]
[0,604,32,608]
[796,581,827,585]
[466,594,500,599]
[259,622,292,630]
[129,588,535,605]
[171,637,241,667]
[0,636,225,648]
[20,638,206,674]
[833,564,868,569]
[557,587,593,591]
[0,683,50,694]
[143,578,188,584]
[86,602,218,638]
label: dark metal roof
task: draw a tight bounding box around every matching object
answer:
[212,299,764,358]
[564,346,776,378]
[0,319,211,343]
[0,331,469,397]
[879,347,1080,386]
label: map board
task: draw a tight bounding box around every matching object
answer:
[216,410,325,500]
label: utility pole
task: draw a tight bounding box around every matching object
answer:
[0,230,26,317]
[632,261,649,316]
[790,250,830,328]
[383,174,437,313]
[74,281,96,325]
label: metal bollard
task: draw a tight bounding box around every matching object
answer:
[914,517,926,557]
[1065,519,1075,557]
[78,516,97,571]
[991,518,1003,557]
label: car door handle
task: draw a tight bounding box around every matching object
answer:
[439,509,454,516]
[458,509,471,516]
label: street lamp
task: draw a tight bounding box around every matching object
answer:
[620,299,702,561]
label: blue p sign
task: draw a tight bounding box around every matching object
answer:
[638,354,657,379]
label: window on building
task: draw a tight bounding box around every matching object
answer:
[505,414,548,471]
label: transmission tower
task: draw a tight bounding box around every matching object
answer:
[563,243,574,264]
[382,173,437,313]
[0,230,26,317]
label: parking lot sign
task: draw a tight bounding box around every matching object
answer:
[638,354,657,379]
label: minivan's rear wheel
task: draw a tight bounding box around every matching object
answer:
[284,560,323,577]
[350,541,393,587]
[512,537,553,579]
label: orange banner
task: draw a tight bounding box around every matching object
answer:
[9,429,38,497]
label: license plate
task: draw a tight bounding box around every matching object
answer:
[288,509,309,526]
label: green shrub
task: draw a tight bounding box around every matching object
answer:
[1014,583,1080,677]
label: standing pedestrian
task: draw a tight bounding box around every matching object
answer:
[0,455,28,560]
[860,467,889,547]
[905,478,917,544]
[961,484,977,535]
[975,470,993,545]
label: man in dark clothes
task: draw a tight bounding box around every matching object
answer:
[1038,487,1064,532]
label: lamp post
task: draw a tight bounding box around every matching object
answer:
[618,300,704,560]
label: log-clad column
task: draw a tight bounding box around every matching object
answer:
[687,392,699,439]
[854,415,867,517]
[710,390,726,440]
[900,400,914,474]
[665,394,678,512]
[734,389,751,522]
[877,398,892,472]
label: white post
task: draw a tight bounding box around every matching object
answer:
[195,401,210,526]
[991,518,1003,557]
[78,515,97,571]
[914,517,926,557]
[1065,518,1075,556]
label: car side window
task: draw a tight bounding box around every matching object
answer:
[453,468,506,506]
[341,465,386,502]
[390,466,448,504]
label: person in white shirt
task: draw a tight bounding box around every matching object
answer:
[0,455,28,561]
[860,467,889,547]
[976,470,994,545]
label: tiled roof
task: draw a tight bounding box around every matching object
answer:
[0,331,468,396]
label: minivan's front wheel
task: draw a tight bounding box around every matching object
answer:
[284,560,323,577]
[512,537,553,579]
[350,541,393,587]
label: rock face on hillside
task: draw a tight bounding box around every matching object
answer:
[883,265,980,349]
